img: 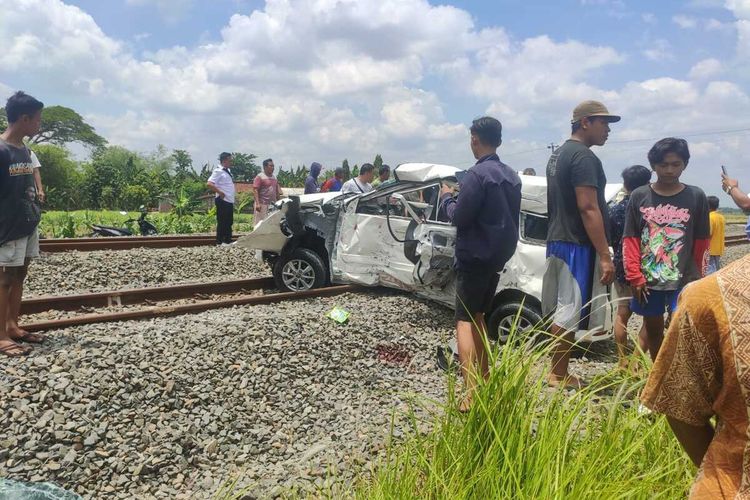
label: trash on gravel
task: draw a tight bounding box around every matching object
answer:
[327,306,350,324]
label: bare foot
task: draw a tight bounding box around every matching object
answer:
[0,339,31,357]
[458,396,472,413]
[8,326,45,344]
[547,373,587,390]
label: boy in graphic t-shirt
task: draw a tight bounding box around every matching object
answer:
[623,138,710,361]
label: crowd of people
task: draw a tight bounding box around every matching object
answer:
[3,87,750,497]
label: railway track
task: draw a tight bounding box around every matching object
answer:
[725,234,749,247]
[19,278,358,332]
[40,233,748,252]
[38,234,243,252]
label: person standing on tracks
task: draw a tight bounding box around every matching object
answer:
[341,163,375,194]
[304,162,322,194]
[623,138,710,362]
[542,100,619,389]
[707,196,725,274]
[207,152,235,245]
[439,116,521,411]
[0,91,46,357]
[321,167,344,192]
[253,158,283,228]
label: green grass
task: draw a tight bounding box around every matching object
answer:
[353,336,694,500]
[39,210,254,238]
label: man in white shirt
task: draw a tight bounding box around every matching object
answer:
[341,163,375,194]
[207,152,235,245]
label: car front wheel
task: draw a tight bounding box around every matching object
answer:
[487,301,545,345]
[273,248,327,292]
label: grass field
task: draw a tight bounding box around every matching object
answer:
[39,210,254,238]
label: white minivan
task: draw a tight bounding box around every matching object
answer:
[238,163,622,343]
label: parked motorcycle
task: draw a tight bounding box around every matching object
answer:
[90,206,158,237]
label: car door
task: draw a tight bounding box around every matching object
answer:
[330,184,419,288]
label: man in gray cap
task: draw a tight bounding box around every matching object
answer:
[542,100,620,389]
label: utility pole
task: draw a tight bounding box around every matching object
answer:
[547,142,558,153]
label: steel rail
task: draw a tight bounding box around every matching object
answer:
[726,235,749,247]
[39,235,239,252]
[20,284,358,333]
[20,277,275,315]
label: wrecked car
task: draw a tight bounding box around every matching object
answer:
[237,163,623,343]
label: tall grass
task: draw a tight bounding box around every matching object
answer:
[355,332,694,500]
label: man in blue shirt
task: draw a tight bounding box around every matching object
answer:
[440,116,522,411]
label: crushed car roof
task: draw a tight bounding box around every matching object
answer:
[394,163,462,183]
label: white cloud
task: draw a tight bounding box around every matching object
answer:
[642,39,673,61]
[689,58,723,79]
[673,14,698,28]
[642,12,657,24]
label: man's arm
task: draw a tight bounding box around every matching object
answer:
[206,181,224,199]
[575,186,614,284]
[666,418,714,467]
[33,167,44,203]
[722,175,750,211]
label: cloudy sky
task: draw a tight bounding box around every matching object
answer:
[1,0,749,202]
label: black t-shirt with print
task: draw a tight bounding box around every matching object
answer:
[623,184,709,290]
[0,138,40,245]
[546,139,609,246]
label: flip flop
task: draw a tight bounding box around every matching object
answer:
[0,339,31,357]
[12,330,46,344]
[547,375,588,391]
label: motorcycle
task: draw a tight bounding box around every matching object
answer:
[90,206,158,237]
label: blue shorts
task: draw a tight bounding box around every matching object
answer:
[541,241,595,331]
[630,288,681,317]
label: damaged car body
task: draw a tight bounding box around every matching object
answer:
[238,163,623,343]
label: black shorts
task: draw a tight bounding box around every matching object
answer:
[455,269,500,322]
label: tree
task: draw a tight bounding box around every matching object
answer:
[172,149,193,181]
[1,105,107,149]
[374,154,383,172]
[231,152,260,182]
[342,159,351,181]
[29,144,82,210]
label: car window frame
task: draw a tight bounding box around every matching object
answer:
[519,211,548,246]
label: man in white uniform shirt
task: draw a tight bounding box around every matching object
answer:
[341,163,375,194]
[207,152,235,245]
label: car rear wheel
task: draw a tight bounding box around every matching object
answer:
[487,301,545,345]
[273,248,327,292]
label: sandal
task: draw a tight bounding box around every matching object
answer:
[547,374,587,391]
[12,330,46,344]
[0,339,31,357]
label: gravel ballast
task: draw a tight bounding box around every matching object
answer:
[1,290,453,498]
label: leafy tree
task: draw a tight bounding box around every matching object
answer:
[342,159,351,181]
[172,149,194,181]
[351,164,359,177]
[231,152,260,182]
[29,144,82,210]
[0,112,6,132]
[374,154,383,172]
[1,105,107,149]
[121,185,150,210]
[199,163,213,181]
